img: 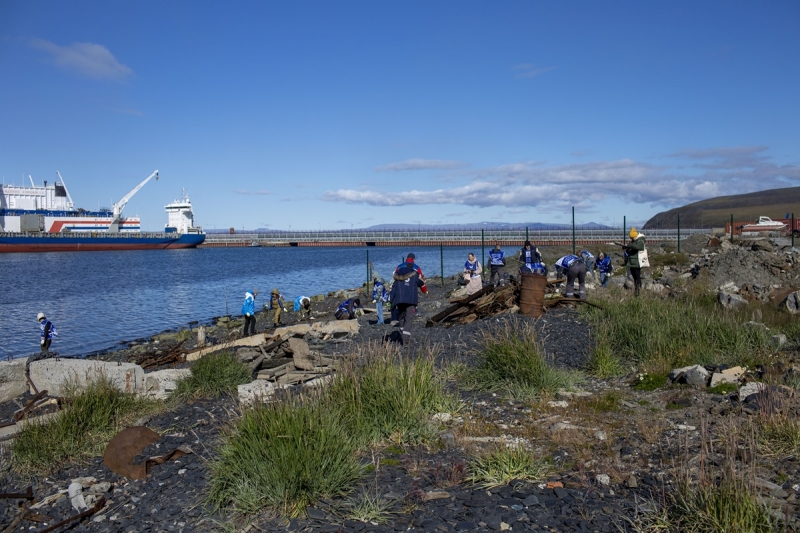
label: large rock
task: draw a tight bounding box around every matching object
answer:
[709,366,744,387]
[29,359,145,396]
[669,364,709,386]
[718,291,748,309]
[311,320,360,336]
[238,380,278,406]
[0,359,27,403]
[783,291,800,314]
[144,368,191,399]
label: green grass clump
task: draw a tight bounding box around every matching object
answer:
[587,338,625,378]
[707,382,739,395]
[208,396,361,517]
[588,391,622,412]
[326,345,457,445]
[644,481,779,533]
[468,322,576,399]
[632,372,668,391]
[757,416,800,457]
[172,351,251,400]
[467,447,551,488]
[584,292,770,375]
[13,378,158,473]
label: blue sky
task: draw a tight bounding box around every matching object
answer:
[1,1,799,231]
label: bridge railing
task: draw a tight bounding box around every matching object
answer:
[204,227,709,245]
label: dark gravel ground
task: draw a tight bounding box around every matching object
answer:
[0,277,639,533]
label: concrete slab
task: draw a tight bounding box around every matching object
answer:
[186,333,267,361]
[0,359,27,403]
[238,380,280,406]
[144,368,191,399]
[29,359,145,396]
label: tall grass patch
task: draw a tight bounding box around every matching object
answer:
[12,378,159,474]
[172,351,251,400]
[326,344,457,445]
[467,447,551,487]
[208,396,361,517]
[584,291,771,373]
[468,321,575,398]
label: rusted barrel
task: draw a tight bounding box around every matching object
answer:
[519,272,547,317]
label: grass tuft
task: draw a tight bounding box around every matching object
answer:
[12,378,159,474]
[587,339,625,378]
[207,395,362,517]
[172,351,251,400]
[584,291,771,376]
[468,321,576,399]
[326,344,457,445]
[467,446,551,488]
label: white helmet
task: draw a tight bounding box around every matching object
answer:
[37,312,45,321]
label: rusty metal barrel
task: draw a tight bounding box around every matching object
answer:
[519,272,547,317]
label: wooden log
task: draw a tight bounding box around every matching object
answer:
[428,285,495,326]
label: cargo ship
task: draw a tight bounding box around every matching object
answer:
[0,170,205,252]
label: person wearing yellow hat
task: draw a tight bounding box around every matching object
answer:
[267,288,287,326]
[622,228,647,296]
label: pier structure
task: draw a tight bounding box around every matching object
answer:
[201,228,707,248]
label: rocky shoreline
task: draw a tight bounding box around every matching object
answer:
[2,236,800,532]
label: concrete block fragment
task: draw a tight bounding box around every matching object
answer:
[144,368,191,399]
[709,367,743,387]
[0,359,27,403]
[773,333,787,347]
[288,338,315,370]
[29,359,145,396]
[238,380,278,406]
[669,364,709,386]
[311,320,360,335]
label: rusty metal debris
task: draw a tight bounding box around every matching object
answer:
[35,495,105,533]
[0,486,33,500]
[135,339,186,369]
[12,389,49,422]
[103,426,193,480]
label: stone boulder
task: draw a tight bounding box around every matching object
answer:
[0,359,27,403]
[709,366,744,387]
[669,364,709,387]
[288,338,316,371]
[144,368,191,399]
[29,359,145,396]
[783,290,800,314]
[718,291,748,309]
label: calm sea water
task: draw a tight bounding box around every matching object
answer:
[0,246,483,358]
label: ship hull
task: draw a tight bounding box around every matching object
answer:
[0,233,205,253]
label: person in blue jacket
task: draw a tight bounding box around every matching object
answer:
[554,254,588,299]
[37,312,58,352]
[580,250,596,279]
[294,295,312,319]
[335,298,362,320]
[518,241,546,275]
[488,244,506,286]
[391,260,426,345]
[241,288,258,336]
[372,277,389,325]
[596,252,613,287]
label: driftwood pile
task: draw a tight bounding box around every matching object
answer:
[236,334,347,386]
[427,277,599,327]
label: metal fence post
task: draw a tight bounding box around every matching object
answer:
[730,214,734,243]
[526,226,529,242]
[793,213,795,249]
[366,249,370,293]
[481,229,485,271]
[677,214,681,253]
[440,243,444,286]
[623,216,626,244]
[572,206,576,254]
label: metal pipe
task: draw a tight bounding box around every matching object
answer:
[677,214,681,253]
[731,214,734,243]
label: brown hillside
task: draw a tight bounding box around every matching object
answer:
[643,186,800,229]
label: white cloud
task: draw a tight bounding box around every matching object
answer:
[375,159,467,172]
[325,147,800,210]
[31,39,133,82]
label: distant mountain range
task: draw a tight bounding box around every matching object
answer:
[643,186,800,229]
[206,221,613,233]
